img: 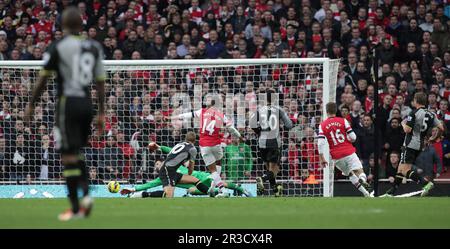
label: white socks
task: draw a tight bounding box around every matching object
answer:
[210,166,224,192]
[349,173,370,197]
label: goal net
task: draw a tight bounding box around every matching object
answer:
[0,58,339,197]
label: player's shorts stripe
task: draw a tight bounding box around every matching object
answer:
[346,129,353,134]
[318,135,326,139]
[39,69,54,77]
[95,75,106,81]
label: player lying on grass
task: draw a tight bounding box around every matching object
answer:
[382,92,444,197]
[120,165,251,198]
[144,131,210,198]
[318,102,372,197]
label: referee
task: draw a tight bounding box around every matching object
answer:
[25,7,106,221]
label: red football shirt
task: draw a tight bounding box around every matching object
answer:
[191,108,232,147]
[319,117,356,160]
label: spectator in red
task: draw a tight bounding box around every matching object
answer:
[29,11,53,38]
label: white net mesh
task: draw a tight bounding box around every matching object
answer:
[0,59,339,197]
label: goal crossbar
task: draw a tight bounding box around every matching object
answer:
[0,58,332,67]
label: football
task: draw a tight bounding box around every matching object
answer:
[107,181,120,193]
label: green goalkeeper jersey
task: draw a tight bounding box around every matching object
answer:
[131,145,248,195]
[134,166,212,191]
[222,142,253,180]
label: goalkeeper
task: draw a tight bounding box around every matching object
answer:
[119,143,252,197]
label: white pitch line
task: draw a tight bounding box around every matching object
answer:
[393,190,424,197]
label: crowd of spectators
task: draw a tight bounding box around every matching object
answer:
[0,0,450,185]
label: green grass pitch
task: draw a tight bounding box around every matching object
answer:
[1,198,449,229]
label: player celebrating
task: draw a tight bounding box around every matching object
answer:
[382,92,444,197]
[25,7,106,221]
[119,142,251,198]
[318,102,372,197]
[250,89,293,196]
[172,94,241,197]
[154,131,210,198]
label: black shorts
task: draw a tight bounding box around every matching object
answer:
[159,165,183,187]
[400,147,421,164]
[55,96,93,155]
[259,147,281,164]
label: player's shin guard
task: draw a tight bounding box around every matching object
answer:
[261,171,277,188]
[63,162,82,213]
[349,173,370,197]
[210,171,224,191]
[66,176,79,213]
[406,169,426,185]
[78,160,89,197]
[387,173,404,195]
[359,172,367,183]
[215,165,225,191]
[215,165,222,176]
[195,180,210,194]
[266,171,277,190]
[261,171,270,182]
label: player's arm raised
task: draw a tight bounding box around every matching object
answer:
[224,115,241,138]
[148,142,162,152]
[317,125,328,167]
[170,109,202,120]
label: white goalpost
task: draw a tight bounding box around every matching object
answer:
[0,58,339,197]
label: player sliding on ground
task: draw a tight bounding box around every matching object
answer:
[119,143,252,198]
[318,102,372,197]
[149,131,210,198]
[382,92,444,197]
[171,95,242,197]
